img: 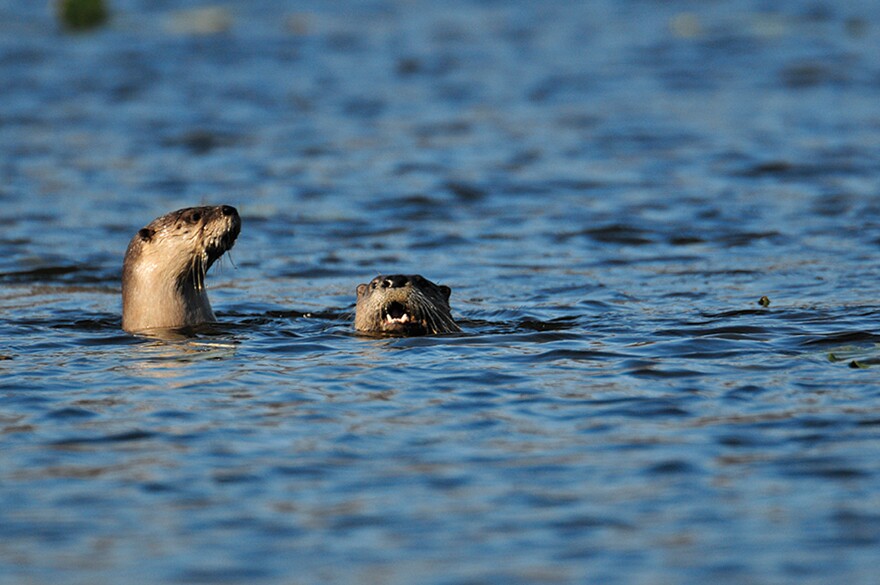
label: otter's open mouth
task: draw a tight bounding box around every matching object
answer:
[383,301,411,325]
[380,301,429,335]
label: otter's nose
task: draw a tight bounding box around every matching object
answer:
[384,275,409,288]
[220,205,238,217]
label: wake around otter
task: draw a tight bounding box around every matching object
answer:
[355,274,460,336]
[122,205,240,334]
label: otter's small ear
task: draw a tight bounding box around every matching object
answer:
[356,283,368,298]
[138,228,154,242]
[439,285,451,300]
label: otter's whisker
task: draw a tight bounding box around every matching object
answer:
[191,252,207,291]
[189,256,199,291]
[413,294,439,334]
[416,288,458,333]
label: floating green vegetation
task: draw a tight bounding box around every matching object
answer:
[828,347,880,368]
[758,295,771,307]
[56,0,109,31]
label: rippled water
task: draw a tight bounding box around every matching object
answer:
[3,1,880,583]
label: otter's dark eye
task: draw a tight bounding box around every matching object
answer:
[189,212,202,223]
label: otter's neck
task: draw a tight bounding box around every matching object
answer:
[122,260,215,333]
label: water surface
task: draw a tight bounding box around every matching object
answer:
[2,1,880,583]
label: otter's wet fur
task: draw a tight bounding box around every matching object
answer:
[122,205,240,333]
[355,274,460,336]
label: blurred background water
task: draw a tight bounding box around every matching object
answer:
[2,0,880,583]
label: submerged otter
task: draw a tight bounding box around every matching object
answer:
[122,205,240,334]
[355,274,460,336]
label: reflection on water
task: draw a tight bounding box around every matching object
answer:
[2,0,880,584]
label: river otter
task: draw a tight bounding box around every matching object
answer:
[354,274,460,336]
[122,205,240,333]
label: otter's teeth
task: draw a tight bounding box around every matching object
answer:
[385,313,410,324]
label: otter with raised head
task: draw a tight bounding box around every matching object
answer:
[122,205,240,334]
[355,274,460,336]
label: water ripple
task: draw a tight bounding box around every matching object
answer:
[2,1,880,584]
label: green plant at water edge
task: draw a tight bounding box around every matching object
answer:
[57,0,109,31]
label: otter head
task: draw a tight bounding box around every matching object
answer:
[122,205,240,334]
[354,274,460,336]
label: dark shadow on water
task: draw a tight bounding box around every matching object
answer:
[800,331,880,348]
[49,314,121,333]
[51,430,158,448]
[0,264,117,286]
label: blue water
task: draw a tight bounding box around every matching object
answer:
[3,1,880,583]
